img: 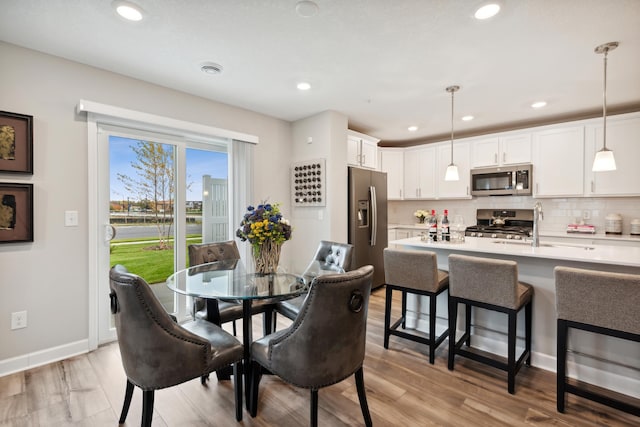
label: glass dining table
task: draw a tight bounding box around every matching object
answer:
[166,258,307,407]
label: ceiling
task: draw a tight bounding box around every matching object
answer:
[1,0,639,146]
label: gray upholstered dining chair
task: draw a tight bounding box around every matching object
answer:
[189,240,242,335]
[190,240,276,334]
[109,264,244,426]
[249,265,374,427]
[274,240,354,321]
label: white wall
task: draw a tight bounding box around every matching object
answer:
[288,111,349,273]
[0,42,293,367]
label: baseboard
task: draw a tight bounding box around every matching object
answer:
[0,339,89,378]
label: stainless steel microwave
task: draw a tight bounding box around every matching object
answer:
[470,164,532,196]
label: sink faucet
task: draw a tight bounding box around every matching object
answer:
[532,202,543,247]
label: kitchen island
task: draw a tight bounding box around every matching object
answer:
[389,236,640,398]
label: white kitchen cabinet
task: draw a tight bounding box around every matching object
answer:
[436,141,471,199]
[347,130,379,169]
[532,126,584,197]
[584,114,640,197]
[404,146,436,199]
[472,134,532,168]
[379,149,404,199]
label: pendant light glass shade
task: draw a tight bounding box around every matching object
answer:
[445,164,459,181]
[592,148,616,171]
[591,42,618,172]
[444,85,460,181]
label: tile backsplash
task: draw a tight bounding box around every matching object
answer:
[389,196,640,235]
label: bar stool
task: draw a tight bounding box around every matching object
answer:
[555,266,640,416]
[383,248,449,364]
[447,254,533,394]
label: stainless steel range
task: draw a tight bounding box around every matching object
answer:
[465,209,534,240]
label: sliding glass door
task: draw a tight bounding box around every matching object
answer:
[97,125,229,343]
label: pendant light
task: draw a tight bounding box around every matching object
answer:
[444,85,460,181]
[592,41,618,172]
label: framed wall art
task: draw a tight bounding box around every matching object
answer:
[0,183,34,243]
[0,111,33,174]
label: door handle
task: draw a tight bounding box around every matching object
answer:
[370,186,377,246]
[105,224,116,242]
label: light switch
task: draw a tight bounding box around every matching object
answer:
[65,210,79,227]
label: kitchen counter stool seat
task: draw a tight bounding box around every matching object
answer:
[383,248,449,364]
[447,254,533,394]
[555,266,640,416]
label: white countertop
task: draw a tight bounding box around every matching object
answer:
[390,236,640,268]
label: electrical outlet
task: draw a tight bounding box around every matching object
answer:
[582,210,591,220]
[11,311,27,330]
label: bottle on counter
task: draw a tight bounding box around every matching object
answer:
[442,209,450,242]
[428,209,438,242]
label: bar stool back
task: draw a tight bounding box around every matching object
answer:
[555,266,640,416]
[383,248,449,364]
[448,254,533,394]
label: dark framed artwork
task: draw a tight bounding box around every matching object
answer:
[0,183,33,243]
[0,111,33,174]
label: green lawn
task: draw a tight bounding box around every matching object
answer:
[110,235,201,284]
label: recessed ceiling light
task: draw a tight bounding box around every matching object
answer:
[200,62,223,75]
[462,115,474,121]
[474,3,501,20]
[113,1,144,21]
[531,101,547,109]
[408,126,418,132]
[296,1,319,18]
[297,82,311,90]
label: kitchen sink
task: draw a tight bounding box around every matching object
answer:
[491,240,595,250]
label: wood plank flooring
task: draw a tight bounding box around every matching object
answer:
[1,287,638,426]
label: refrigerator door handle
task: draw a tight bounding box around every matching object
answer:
[370,185,377,246]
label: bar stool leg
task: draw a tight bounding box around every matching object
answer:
[384,286,392,349]
[525,300,532,365]
[507,310,517,394]
[429,291,437,364]
[401,290,407,328]
[557,318,568,413]
[465,304,472,347]
[448,297,458,370]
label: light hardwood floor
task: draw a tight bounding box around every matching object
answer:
[1,287,638,426]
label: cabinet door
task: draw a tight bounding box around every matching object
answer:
[585,115,640,196]
[417,147,437,198]
[405,146,436,199]
[379,149,404,199]
[347,136,361,166]
[437,141,471,199]
[360,139,378,169]
[471,137,500,168]
[502,134,532,165]
[532,126,584,197]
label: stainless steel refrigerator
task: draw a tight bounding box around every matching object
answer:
[348,166,388,289]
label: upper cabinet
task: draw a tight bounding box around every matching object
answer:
[379,149,404,200]
[436,141,471,199]
[347,130,379,169]
[471,134,532,168]
[404,145,436,199]
[532,126,584,197]
[584,114,640,197]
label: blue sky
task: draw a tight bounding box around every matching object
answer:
[109,136,228,201]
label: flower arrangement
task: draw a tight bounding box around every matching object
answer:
[236,203,292,273]
[414,209,430,223]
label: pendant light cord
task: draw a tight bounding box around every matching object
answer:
[602,48,608,150]
[450,88,454,162]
